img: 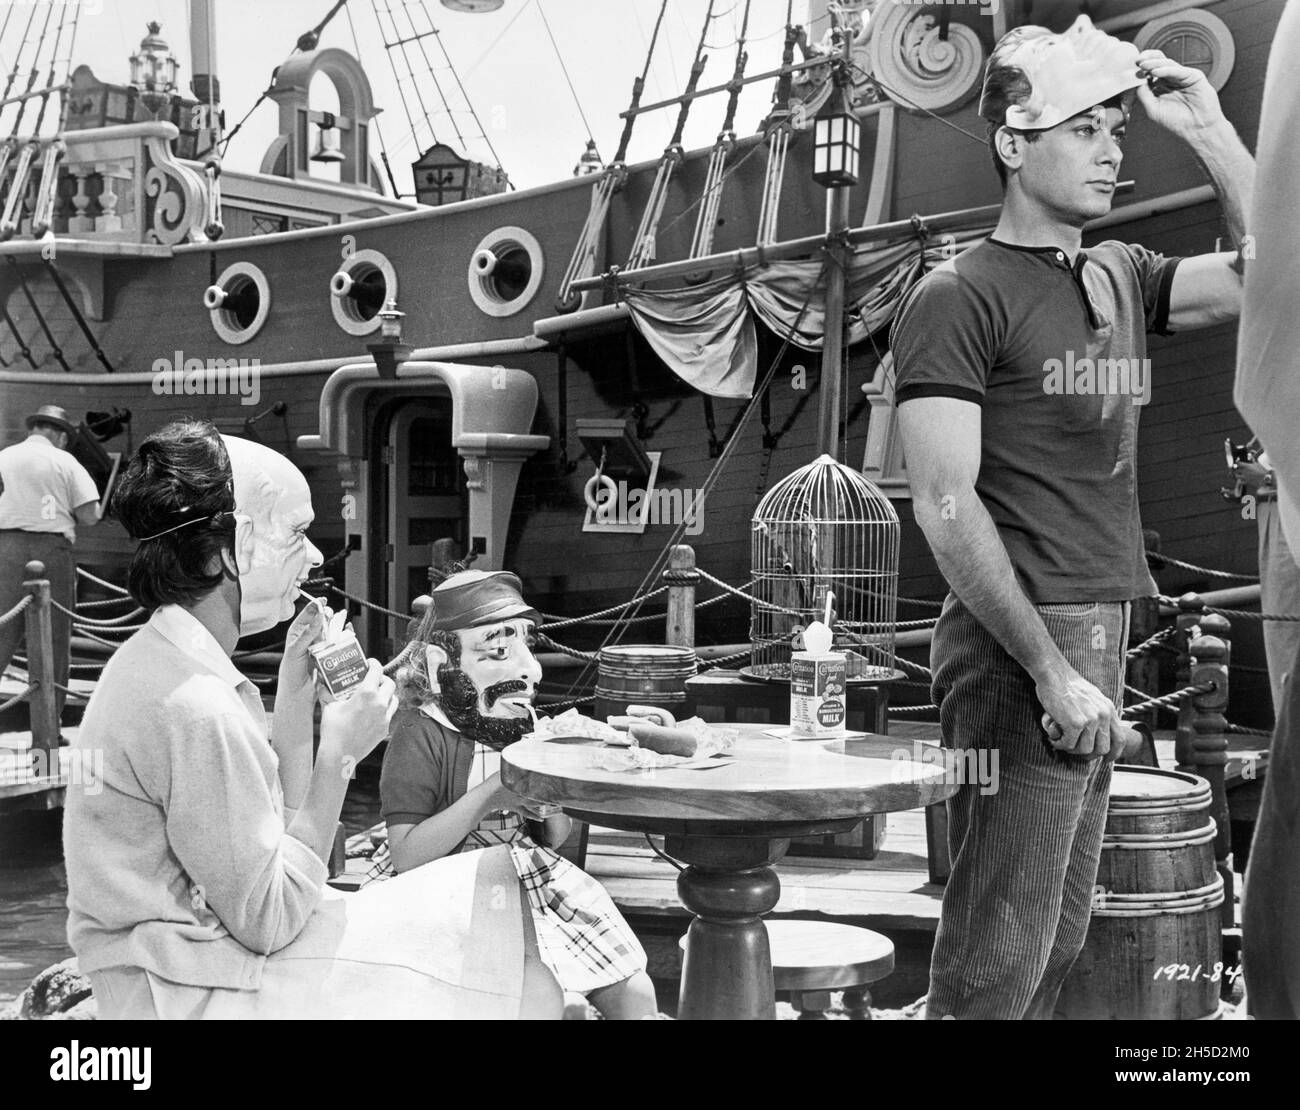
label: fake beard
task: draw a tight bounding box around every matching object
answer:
[435,666,531,751]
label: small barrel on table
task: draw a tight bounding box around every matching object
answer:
[1058,766,1224,1020]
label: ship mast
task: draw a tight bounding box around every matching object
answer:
[189,0,224,237]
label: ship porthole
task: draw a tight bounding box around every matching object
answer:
[205,262,270,345]
[467,227,543,318]
[330,249,398,337]
[1134,10,1235,92]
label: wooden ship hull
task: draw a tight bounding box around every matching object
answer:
[0,0,1281,718]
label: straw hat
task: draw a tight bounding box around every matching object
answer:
[24,404,78,436]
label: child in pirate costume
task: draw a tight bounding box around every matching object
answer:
[377,568,657,1020]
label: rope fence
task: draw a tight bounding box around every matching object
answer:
[75,567,130,595]
[75,595,138,611]
[1145,551,1258,582]
[12,548,1294,745]
[0,685,33,714]
[1121,682,1216,718]
[0,594,34,629]
[1126,625,1176,659]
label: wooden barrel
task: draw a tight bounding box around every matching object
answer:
[594,644,697,722]
[1058,766,1223,1020]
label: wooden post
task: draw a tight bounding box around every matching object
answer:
[1173,593,1206,769]
[23,561,59,758]
[1185,617,1234,928]
[430,537,460,577]
[1127,595,1161,735]
[664,545,697,649]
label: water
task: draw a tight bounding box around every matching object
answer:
[0,768,383,1008]
[0,809,72,1008]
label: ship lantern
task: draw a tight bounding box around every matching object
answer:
[311,112,347,164]
[573,140,604,177]
[378,299,406,343]
[811,66,860,188]
[129,22,179,109]
[367,299,413,380]
[440,1,505,12]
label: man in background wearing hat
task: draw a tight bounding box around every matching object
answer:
[0,406,101,723]
[892,15,1253,1018]
[379,567,657,1019]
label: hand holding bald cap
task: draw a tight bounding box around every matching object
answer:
[982,15,1145,131]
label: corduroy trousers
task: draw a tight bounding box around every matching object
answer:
[926,594,1130,1020]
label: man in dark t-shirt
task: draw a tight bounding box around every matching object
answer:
[892,16,1253,1019]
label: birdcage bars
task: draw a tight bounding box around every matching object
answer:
[749,454,899,681]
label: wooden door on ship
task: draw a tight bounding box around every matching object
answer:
[380,400,466,657]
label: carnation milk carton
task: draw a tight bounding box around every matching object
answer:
[789,620,847,737]
[308,607,368,699]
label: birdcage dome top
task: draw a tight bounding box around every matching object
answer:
[754,454,899,528]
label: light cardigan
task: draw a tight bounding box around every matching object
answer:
[64,605,327,990]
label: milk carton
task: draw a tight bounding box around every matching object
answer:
[789,620,847,737]
[308,607,369,699]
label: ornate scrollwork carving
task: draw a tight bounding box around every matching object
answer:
[143,135,208,246]
[868,4,985,114]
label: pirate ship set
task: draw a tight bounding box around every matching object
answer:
[0,0,1278,693]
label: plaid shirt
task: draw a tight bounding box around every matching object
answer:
[365,721,645,994]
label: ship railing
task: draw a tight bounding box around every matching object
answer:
[2,122,217,248]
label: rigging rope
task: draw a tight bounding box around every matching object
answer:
[6,257,69,370]
[536,0,595,145]
[221,0,349,155]
[613,0,667,165]
[2,304,38,369]
[690,0,752,259]
[343,0,400,196]
[28,0,70,135]
[560,261,826,701]
[626,0,717,270]
[41,257,116,372]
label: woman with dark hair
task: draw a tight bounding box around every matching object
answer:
[64,420,561,1019]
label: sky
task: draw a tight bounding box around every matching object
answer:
[7,0,827,196]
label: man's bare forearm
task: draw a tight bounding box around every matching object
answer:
[286,738,352,861]
[914,487,1069,684]
[1191,119,1254,248]
[271,687,314,810]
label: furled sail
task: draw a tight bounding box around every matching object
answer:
[622,226,988,397]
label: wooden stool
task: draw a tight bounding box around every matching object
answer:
[679,920,894,1019]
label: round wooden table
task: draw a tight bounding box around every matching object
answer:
[502,725,958,1020]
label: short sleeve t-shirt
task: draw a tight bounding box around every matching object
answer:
[380,706,476,829]
[0,434,100,542]
[380,705,526,854]
[891,238,1182,603]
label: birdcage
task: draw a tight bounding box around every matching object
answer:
[749,454,900,681]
